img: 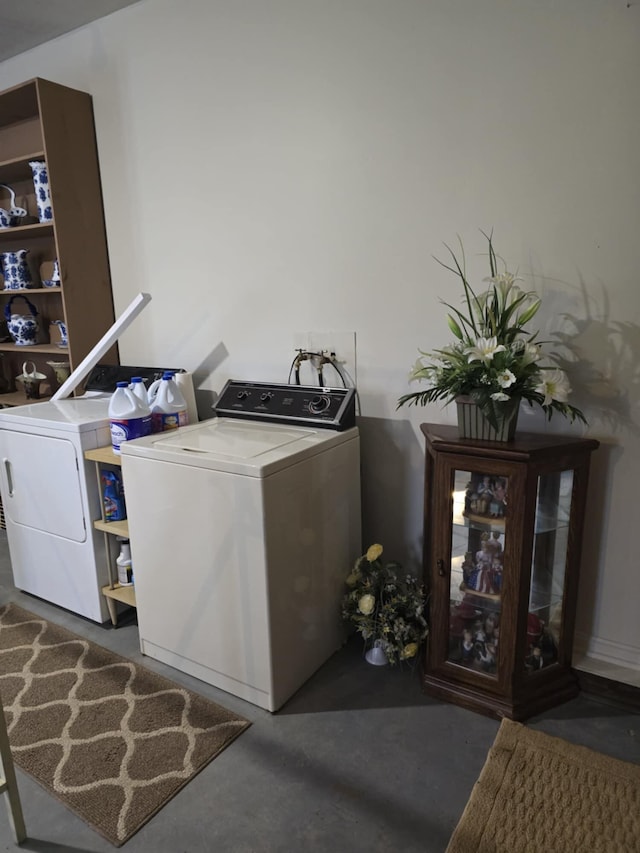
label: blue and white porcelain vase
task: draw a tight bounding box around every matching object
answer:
[4,295,39,346]
[51,319,68,346]
[0,249,34,290]
[29,160,53,222]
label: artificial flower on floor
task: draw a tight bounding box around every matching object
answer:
[341,544,428,665]
[397,230,587,431]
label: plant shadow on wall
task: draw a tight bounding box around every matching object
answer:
[537,274,640,643]
[546,273,640,439]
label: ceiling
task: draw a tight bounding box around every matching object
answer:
[0,0,143,63]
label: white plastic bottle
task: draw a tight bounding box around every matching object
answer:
[129,376,147,403]
[146,376,163,407]
[116,539,133,586]
[109,381,150,454]
[151,372,189,432]
[129,377,152,436]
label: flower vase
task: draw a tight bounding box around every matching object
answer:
[29,160,53,222]
[365,639,388,666]
[455,396,520,442]
[1,249,33,290]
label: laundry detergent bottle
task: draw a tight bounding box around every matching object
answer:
[116,539,133,586]
[109,381,151,454]
[129,376,153,434]
[151,371,189,432]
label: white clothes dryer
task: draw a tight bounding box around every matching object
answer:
[0,365,181,622]
[0,397,112,622]
[120,380,361,712]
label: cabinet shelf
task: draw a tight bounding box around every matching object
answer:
[0,390,52,407]
[0,151,46,182]
[94,518,129,537]
[101,583,136,609]
[0,287,60,295]
[0,343,68,354]
[0,223,54,244]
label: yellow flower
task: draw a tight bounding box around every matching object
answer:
[358,594,376,615]
[400,642,418,660]
[366,544,383,562]
[345,570,360,587]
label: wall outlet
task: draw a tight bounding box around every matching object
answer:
[292,331,357,387]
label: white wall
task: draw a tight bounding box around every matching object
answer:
[2,0,639,675]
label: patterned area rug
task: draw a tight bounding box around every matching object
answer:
[447,717,640,852]
[0,603,250,847]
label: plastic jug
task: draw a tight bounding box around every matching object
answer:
[151,372,189,432]
[130,376,149,404]
[109,381,152,454]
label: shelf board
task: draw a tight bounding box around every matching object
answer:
[102,584,136,608]
[0,390,52,407]
[0,150,45,182]
[0,287,61,295]
[85,445,121,467]
[94,518,128,537]
[0,343,68,354]
[0,221,54,243]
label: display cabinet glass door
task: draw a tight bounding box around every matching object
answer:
[448,469,508,678]
[525,469,573,674]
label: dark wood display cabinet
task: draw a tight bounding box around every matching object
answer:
[0,77,118,405]
[420,423,599,721]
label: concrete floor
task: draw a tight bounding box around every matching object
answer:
[0,531,638,853]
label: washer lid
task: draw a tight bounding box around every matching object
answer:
[120,417,357,476]
[159,419,315,458]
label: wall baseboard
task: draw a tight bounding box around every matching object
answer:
[573,668,640,714]
[573,631,640,674]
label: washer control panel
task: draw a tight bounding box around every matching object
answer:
[213,380,356,430]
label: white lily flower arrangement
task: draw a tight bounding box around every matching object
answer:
[398,231,587,430]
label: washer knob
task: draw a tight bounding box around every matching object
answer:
[309,394,330,414]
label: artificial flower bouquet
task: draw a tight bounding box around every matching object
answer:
[397,231,587,430]
[341,544,428,665]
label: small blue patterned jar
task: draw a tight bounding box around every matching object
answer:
[29,160,53,222]
[0,249,34,290]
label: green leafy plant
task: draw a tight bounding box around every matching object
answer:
[341,544,428,665]
[397,231,587,430]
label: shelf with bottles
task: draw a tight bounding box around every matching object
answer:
[84,444,136,626]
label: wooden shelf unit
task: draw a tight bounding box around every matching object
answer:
[0,77,118,406]
[84,445,135,626]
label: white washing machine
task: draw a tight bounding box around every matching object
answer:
[120,380,361,712]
